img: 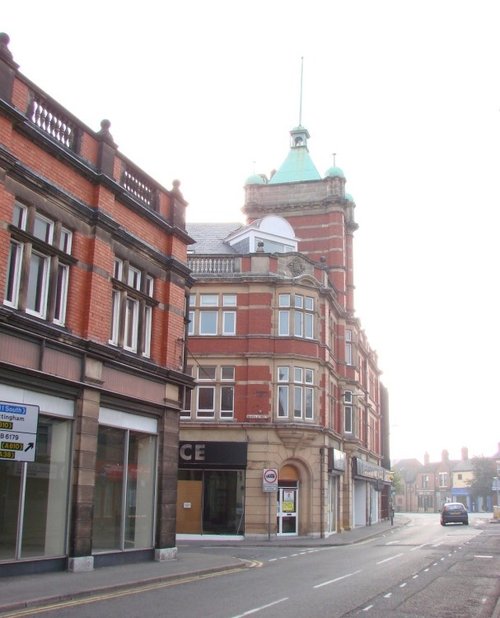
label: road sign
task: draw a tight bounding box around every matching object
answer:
[262,468,278,492]
[0,402,39,462]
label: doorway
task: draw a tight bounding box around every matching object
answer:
[276,484,298,535]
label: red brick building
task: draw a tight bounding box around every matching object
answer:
[0,35,192,574]
[179,124,390,538]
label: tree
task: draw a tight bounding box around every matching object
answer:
[468,457,496,509]
[391,469,404,495]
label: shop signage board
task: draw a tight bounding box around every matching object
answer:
[262,468,278,492]
[0,401,39,462]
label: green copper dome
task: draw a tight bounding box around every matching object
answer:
[269,149,321,184]
[245,173,267,186]
[268,124,321,184]
[325,166,345,179]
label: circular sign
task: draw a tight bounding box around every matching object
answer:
[263,468,278,484]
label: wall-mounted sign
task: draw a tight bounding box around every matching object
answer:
[0,401,39,462]
[178,441,248,469]
[353,457,388,483]
[328,448,346,472]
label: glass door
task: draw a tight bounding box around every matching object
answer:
[276,485,298,535]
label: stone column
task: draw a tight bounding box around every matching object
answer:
[154,409,179,561]
[68,386,100,572]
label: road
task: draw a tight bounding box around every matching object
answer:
[14,514,500,617]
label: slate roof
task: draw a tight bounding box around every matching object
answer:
[187,222,242,254]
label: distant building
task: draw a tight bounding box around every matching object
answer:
[393,445,499,512]
[180,122,390,538]
[392,458,421,512]
[0,35,192,575]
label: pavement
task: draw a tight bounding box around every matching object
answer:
[1,514,496,616]
[0,517,411,615]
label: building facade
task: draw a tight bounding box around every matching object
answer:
[394,446,499,513]
[0,35,192,575]
[179,124,391,538]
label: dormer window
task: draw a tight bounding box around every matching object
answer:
[225,215,298,255]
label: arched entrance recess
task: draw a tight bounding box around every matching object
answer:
[277,461,311,536]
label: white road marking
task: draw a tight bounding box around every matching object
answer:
[362,605,374,611]
[474,555,493,559]
[410,543,427,551]
[314,569,362,589]
[231,597,289,617]
[376,553,404,565]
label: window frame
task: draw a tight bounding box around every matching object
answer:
[278,293,315,339]
[109,258,156,357]
[190,293,238,336]
[6,203,73,326]
[344,390,353,433]
[187,365,235,420]
[277,366,314,421]
[345,329,353,365]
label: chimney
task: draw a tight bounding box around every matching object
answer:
[424,451,430,465]
[461,447,468,461]
[442,449,449,462]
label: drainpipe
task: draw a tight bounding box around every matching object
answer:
[320,447,325,538]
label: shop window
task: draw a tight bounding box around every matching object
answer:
[177,469,245,535]
[110,258,155,357]
[4,202,72,326]
[93,423,157,552]
[0,415,72,560]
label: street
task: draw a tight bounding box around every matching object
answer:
[3,514,499,618]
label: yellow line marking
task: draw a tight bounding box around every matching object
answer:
[1,563,262,617]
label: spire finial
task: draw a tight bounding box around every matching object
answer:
[298,56,304,126]
[332,153,336,167]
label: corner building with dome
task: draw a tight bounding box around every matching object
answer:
[180,123,391,538]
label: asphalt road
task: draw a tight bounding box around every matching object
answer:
[17,514,500,618]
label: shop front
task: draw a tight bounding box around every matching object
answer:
[92,408,158,554]
[352,457,391,527]
[327,448,346,534]
[0,386,74,574]
[177,441,247,536]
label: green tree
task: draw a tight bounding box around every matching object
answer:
[391,469,404,495]
[468,457,496,509]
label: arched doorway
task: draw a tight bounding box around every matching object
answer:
[277,464,299,536]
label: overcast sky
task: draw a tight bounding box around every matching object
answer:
[3,0,500,463]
